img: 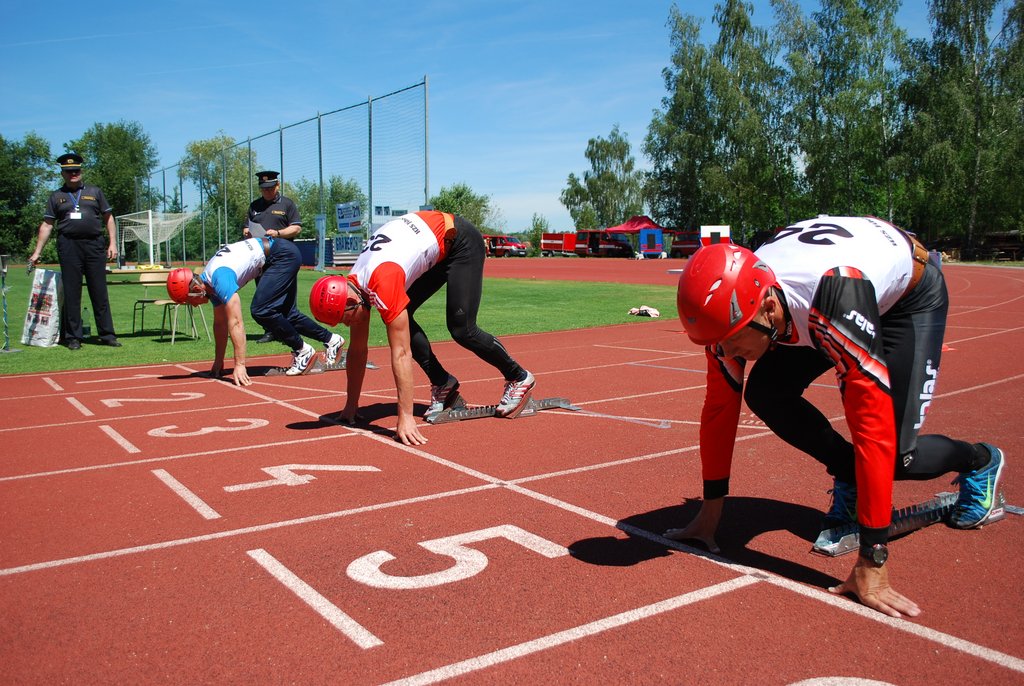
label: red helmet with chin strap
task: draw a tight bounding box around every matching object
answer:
[309,275,351,326]
[166,268,208,306]
[676,243,776,345]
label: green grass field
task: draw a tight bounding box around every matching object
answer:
[0,265,678,375]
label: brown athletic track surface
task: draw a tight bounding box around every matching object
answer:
[1,259,1021,685]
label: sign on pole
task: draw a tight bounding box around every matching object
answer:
[335,202,363,254]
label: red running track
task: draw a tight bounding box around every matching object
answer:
[0,261,1022,684]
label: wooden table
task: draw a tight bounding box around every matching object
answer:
[105,267,173,285]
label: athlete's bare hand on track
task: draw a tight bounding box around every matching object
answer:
[830,560,921,618]
[663,497,723,553]
[395,415,428,446]
[231,364,252,387]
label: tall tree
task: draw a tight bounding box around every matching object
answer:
[991,0,1024,232]
[0,133,51,256]
[66,120,159,217]
[644,8,717,230]
[561,124,644,229]
[429,183,496,232]
[527,213,549,255]
[178,133,254,247]
[902,0,1019,249]
[706,0,795,237]
[775,0,908,218]
[286,175,367,235]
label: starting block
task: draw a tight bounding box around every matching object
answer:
[812,490,1008,557]
[424,394,580,424]
[265,350,379,377]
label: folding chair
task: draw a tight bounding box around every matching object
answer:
[161,300,211,344]
[133,271,173,334]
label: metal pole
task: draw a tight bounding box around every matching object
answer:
[146,176,153,263]
[162,169,168,264]
[424,74,430,205]
[367,96,373,241]
[317,112,324,218]
[279,126,285,187]
[180,171,186,264]
[247,138,253,206]
[317,112,326,272]
[221,150,228,246]
[200,167,207,259]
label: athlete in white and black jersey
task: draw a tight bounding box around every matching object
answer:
[310,211,535,446]
[671,216,1006,618]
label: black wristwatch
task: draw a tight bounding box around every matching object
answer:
[859,543,888,567]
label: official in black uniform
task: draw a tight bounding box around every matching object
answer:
[28,153,120,349]
[245,170,302,343]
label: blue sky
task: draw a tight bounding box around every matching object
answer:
[4,1,931,232]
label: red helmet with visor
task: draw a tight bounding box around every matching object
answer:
[676,243,776,345]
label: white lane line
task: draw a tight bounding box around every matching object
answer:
[0,432,359,482]
[152,469,221,520]
[76,373,166,384]
[380,576,761,686]
[97,425,140,453]
[42,377,63,391]
[592,343,695,355]
[247,548,383,649]
[65,397,93,417]
[0,398,277,433]
[767,576,1024,674]
[0,484,498,577]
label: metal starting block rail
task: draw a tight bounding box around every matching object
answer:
[425,395,580,425]
[812,490,1008,557]
[265,351,379,377]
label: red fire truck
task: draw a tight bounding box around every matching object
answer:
[540,231,634,258]
[540,233,576,256]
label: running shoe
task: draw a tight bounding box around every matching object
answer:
[285,343,317,376]
[324,333,345,366]
[427,374,461,416]
[821,478,858,530]
[950,443,1006,529]
[496,370,536,418]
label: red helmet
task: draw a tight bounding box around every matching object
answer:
[309,275,351,326]
[166,268,208,306]
[676,243,776,345]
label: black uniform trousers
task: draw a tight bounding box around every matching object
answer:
[404,216,525,386]
[57,233,116,342]
[249,238,332,351]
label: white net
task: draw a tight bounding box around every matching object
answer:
[117,210,195,264]
[118,210,195,244]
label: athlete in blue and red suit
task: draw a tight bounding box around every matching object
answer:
[671,215,1006,618]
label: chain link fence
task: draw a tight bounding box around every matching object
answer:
[130,78,428,266]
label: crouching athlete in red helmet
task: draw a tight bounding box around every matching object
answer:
[671,216,1006,618]
[166,235,342,386]
[309,210,535,446]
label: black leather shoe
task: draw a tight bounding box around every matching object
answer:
[67,339,81,350]
[256,332,275,343]
[102,338,123,347]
